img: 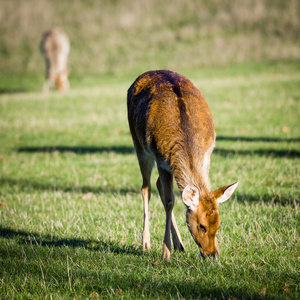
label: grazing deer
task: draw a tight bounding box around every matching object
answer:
[127,70,238,259]
[40,28,70,92]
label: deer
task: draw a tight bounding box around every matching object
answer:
[40,28,70,92]
[127,70,238,259]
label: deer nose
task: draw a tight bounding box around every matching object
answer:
[199,248,219,259]
[207,252,217,259]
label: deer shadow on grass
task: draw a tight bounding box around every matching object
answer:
[214,135,300,158]
[0,88,29,94]
[16,141,300,158]
[1,178,296,208]
[0,177,140,195]
[0,227,286,299]
[214,148,300,158]
[0,227,143,256]
[17,145,135,155]
[217,135,300,143]
[231,192,297,207]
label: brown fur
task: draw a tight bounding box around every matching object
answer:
[127,70,237,259]
[129,70,214,191]
[40,28,70,92]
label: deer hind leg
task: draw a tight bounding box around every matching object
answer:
[43,77,54,92]
[136,150,154,251]
[157,168,178,259]
[56,70,70,92]
[156,177,184,253]
[42,61,54,92]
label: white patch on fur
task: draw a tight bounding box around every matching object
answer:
[200,142,214,189]
[182,185,199,210]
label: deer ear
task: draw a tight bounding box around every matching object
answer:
[214,182,239,204]
[182,185,199,210]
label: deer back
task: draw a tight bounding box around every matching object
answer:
[127,70,215,193]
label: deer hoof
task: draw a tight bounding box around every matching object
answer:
[162,243,171,259]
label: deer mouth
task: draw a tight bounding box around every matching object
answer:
[198,245,205,258]
[198,245,218,259]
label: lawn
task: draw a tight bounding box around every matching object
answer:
[0,61,299,299]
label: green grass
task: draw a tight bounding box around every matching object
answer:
[0,61,299,299]
[1,0,299,76]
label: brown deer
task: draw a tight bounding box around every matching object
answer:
[40,28,70,92]
[127,70,238,259]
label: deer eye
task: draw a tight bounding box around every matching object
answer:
[199,224,206,233]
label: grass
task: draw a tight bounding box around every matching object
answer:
[0,60,299,299]
[0,0,299,76]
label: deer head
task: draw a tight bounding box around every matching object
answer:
[183,182,238,257]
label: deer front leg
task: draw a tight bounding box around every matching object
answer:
[142,183,151,250]
[171,212,185,251]
[138,153,154,251]
[157,177,184,252]
[157,169,175,259]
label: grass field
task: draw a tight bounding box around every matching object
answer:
[1,0,299,76]
[0,60,299,299]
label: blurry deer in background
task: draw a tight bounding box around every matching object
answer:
[127,70,238,259]
[40,28,70,92]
